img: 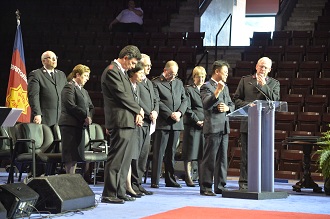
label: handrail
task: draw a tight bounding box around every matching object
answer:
[186,50,209,84]
[215,13,232,61]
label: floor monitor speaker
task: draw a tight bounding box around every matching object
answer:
[27,174,95,214]
[0,183,39,219]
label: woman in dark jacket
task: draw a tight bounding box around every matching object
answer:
[182,66,206,187]
[58,64,94,174]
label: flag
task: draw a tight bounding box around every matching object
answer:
[5,15,31,123]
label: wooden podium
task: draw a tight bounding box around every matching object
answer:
[222,100,289,200]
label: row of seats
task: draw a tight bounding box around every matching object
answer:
[233,60,330,78]
[242,45,330,63]
[250,30,330,47]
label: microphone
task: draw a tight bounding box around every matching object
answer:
[248,82,274,111]
[248,82,271,101]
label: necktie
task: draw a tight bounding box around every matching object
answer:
[50,72,55,80]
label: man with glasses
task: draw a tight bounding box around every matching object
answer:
[232,57,280,190]
[131,54,159,195]
[26,50,67,180]
[28,50,67,128]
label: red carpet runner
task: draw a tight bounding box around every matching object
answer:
[142,206,330,219]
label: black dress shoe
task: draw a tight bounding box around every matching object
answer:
[101,196,125,204]
[118,195,136,201]
[151,184,159,188]
[185,181,196,187]
[141,189,153,195]
[126,191,142,198]
[165,182,182,188]
[200,191,216,196]
[214,188,228,194]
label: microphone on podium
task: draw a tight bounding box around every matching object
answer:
[248,82,274,111]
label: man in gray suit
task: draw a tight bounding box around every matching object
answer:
[101,45,144,204]
[151,60,187,188]
[199,60,235,196]
[233,57,280,190]
[131,54,159,195]
[28,50,67,127]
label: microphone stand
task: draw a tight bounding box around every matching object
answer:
[248,82,274,113]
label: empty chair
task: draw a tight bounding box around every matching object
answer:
[131,32,150,48]
[282,94,304,113]
[305,45,327,61]
[263,45,284,63]
[250,31,271,46]
[271,30,292,46]
[149,60,166,78]
[275,111,297,132]
[149,32,168,46]
[291,30,312,46]
[157,46,177,61]
[290,78,313,95]
[233,60,255,77]
[277,78,291,97]
[296,112,321,133]
[283,45,305,62]
[313,30,330,46]
[167,32,186,47]
[139,45,158,61]
[226,76,242,94]
[298,61,321,78]
[313,77,330,103]
[112,32,132,47]
[315,15,330,31]
[276,61,299,78]
[186,32,205,53]
[321,61,330,78]
[143,19,161,32]
[175,45,197,67]
[242,46,264,61]
[304,94,328,115]
[321,113,330,132]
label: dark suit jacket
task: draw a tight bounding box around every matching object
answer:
[183,84,204,129]
[138,78,159,127]
[101,61,141,129]
[152,75,187,131]
[232,74,280,132]
[27,67,67,126]
[58,80,94,127]
[200,80,235,135]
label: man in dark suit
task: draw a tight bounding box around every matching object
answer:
[199,60,235,196]
[101,45,144,204]
[28,50,67,127]
[151,60,187,188]
[27,50,67,179]
[131,54,159,195]
[233,57,280,190]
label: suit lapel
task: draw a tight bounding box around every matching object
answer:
[41,68,55,84]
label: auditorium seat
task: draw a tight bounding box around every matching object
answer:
[313,78,330,103]
[277,78,290,97]
[271,30,292,46]
[321,113,330,132]
[283,45,305,62]
[186,32,205,53]
[233,60,255,77]
[242,46,264,61]
[149,32,168,46]
[290,78,313,95]
[263,45,284,63]
[175,45,197,67]
[275,61,298,78]
[131,32,151,48]
[321,61,330,78]
[305,45,327,62]
[157,46,177,61]
[304,94,328,115]
[296,112,321,133]
[281,94,304,113]
[297,61,321,78]
[275,111,297,132]
[250,31,271,46]
[291,30,312,46]
[167,32,186,47]
[312,30,330,46]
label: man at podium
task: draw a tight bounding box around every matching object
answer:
[232,57,280,190]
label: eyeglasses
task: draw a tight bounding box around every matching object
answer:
[258,65,271,70]
[144,64,152,68]
[44,56,58,61]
